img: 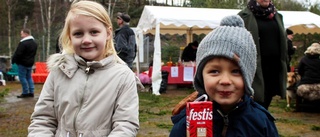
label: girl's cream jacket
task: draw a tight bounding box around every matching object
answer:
[28,53,139,137]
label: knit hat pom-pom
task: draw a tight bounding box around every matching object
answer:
[220,15,244,28]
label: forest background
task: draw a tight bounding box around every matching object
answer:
[0,0,320,69]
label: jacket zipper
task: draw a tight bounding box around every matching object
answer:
[217,106,238,137]
[72,66,90,136]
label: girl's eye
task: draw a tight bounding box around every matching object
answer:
[91,30,99,35]
[73,32,83,37]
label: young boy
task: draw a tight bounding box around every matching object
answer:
[170,15,279,137]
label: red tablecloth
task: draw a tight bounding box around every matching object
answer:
[148,66,196,84]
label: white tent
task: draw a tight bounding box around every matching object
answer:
[136,6,320,95]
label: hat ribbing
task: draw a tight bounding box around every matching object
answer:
[194,15,257,96]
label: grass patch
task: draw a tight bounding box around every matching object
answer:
[137,91,188,136]
[138,91,184,121]
[276,117,304,125]
[311,125,320,131]
[0,88,9,113]
[279,134,299,137]
[156,123,172,129]
[269,96,296,113]
[0,88,9,99]
[1,83,320,137]
[270,97,287,108]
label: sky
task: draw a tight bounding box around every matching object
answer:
[153,0,319,6]
[296,0,319,4]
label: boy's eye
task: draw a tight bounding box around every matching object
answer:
[209,70,219,74]
[231,69,242,75]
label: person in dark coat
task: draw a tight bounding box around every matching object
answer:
[181,41,198,62]
[238,0,288,110]
[12,28,38,98]
[286,28,296,72]
[55,36,62,53]
[170,15,278,137]
[297,43,320,101]
[114,12,136,70]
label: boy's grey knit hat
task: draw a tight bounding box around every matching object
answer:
[194,15,257,96]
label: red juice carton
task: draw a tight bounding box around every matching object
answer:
[186,94,213,137]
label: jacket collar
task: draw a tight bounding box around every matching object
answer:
[215,95,251,116]
[115,24,130,33]
[47,53,116,78]
[20,36,34,42]
[74,54,116,73]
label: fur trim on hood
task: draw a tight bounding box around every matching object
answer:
[46,53,68,72]
[305,43,320,55]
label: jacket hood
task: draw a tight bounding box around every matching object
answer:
[305,43,320,55]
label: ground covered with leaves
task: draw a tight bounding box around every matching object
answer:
[1,82,320,137]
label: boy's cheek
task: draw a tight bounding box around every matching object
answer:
[203,89,215,101]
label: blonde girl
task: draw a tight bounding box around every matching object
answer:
[28,1,139,136]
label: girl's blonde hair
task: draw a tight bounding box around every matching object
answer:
[60,0,123,63]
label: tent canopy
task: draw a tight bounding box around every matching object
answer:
[137,6,241,35]
[288,24,320,34]
[137,6,320,35]
[136,6,320,95]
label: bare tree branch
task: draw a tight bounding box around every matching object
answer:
[6,0,18,57]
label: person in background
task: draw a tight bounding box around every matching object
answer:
[170,15,279,137]
[181,40,198,62]
[297,43,320,101]
[286,28,297,72]
[0,58,7,81]
[12,28,38,98]
[55,36,62,53]
[238,0,288,110]
[28,1,139,136]
[114,12,137,70]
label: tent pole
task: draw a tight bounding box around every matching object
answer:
[186,28,193,44]
[151,24,162,95]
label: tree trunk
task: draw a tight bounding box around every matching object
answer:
[127,0,131,13]
[23,16,28,29]
[110,0,119,20]
[39,0,46,35]
[108,0,111,15]
[6,0,17,57]
[46,0,52,58]
[7,2,12,57]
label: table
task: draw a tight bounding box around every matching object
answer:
[148,66,196,85]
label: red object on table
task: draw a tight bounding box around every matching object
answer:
[148,66,196,84]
